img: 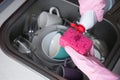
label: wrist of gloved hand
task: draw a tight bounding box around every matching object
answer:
[78,10,97,30]
[88,65,119,80]
[65,46,119,80]
[78,0,106,22]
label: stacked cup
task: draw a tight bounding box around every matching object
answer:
[32,24,70,67]
[36,6,69,61]
[42,31,69,60]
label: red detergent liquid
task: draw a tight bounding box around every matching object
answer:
[60,28,93,55]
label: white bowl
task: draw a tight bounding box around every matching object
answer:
[42,31,57,56]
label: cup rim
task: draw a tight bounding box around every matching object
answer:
[49,33,61,58]
[42,31,58,56]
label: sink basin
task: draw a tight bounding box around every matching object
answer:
[86,19,118,61]
[0,0,119,80]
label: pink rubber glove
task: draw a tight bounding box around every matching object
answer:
[78,0,106,22]
[65,46,119,80]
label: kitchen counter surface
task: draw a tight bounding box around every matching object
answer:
[0,49,49,80]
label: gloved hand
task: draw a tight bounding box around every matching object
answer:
[65,46,119,80]
[78,0,106,22]
[78,0,106,30]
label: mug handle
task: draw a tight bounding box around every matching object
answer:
[49,7,60,17]
[64,58,70,67]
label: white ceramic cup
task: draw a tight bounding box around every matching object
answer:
[49,33,61,57]
[37,7,62,28]
[42,31,57,56]
[49,33,69,59]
